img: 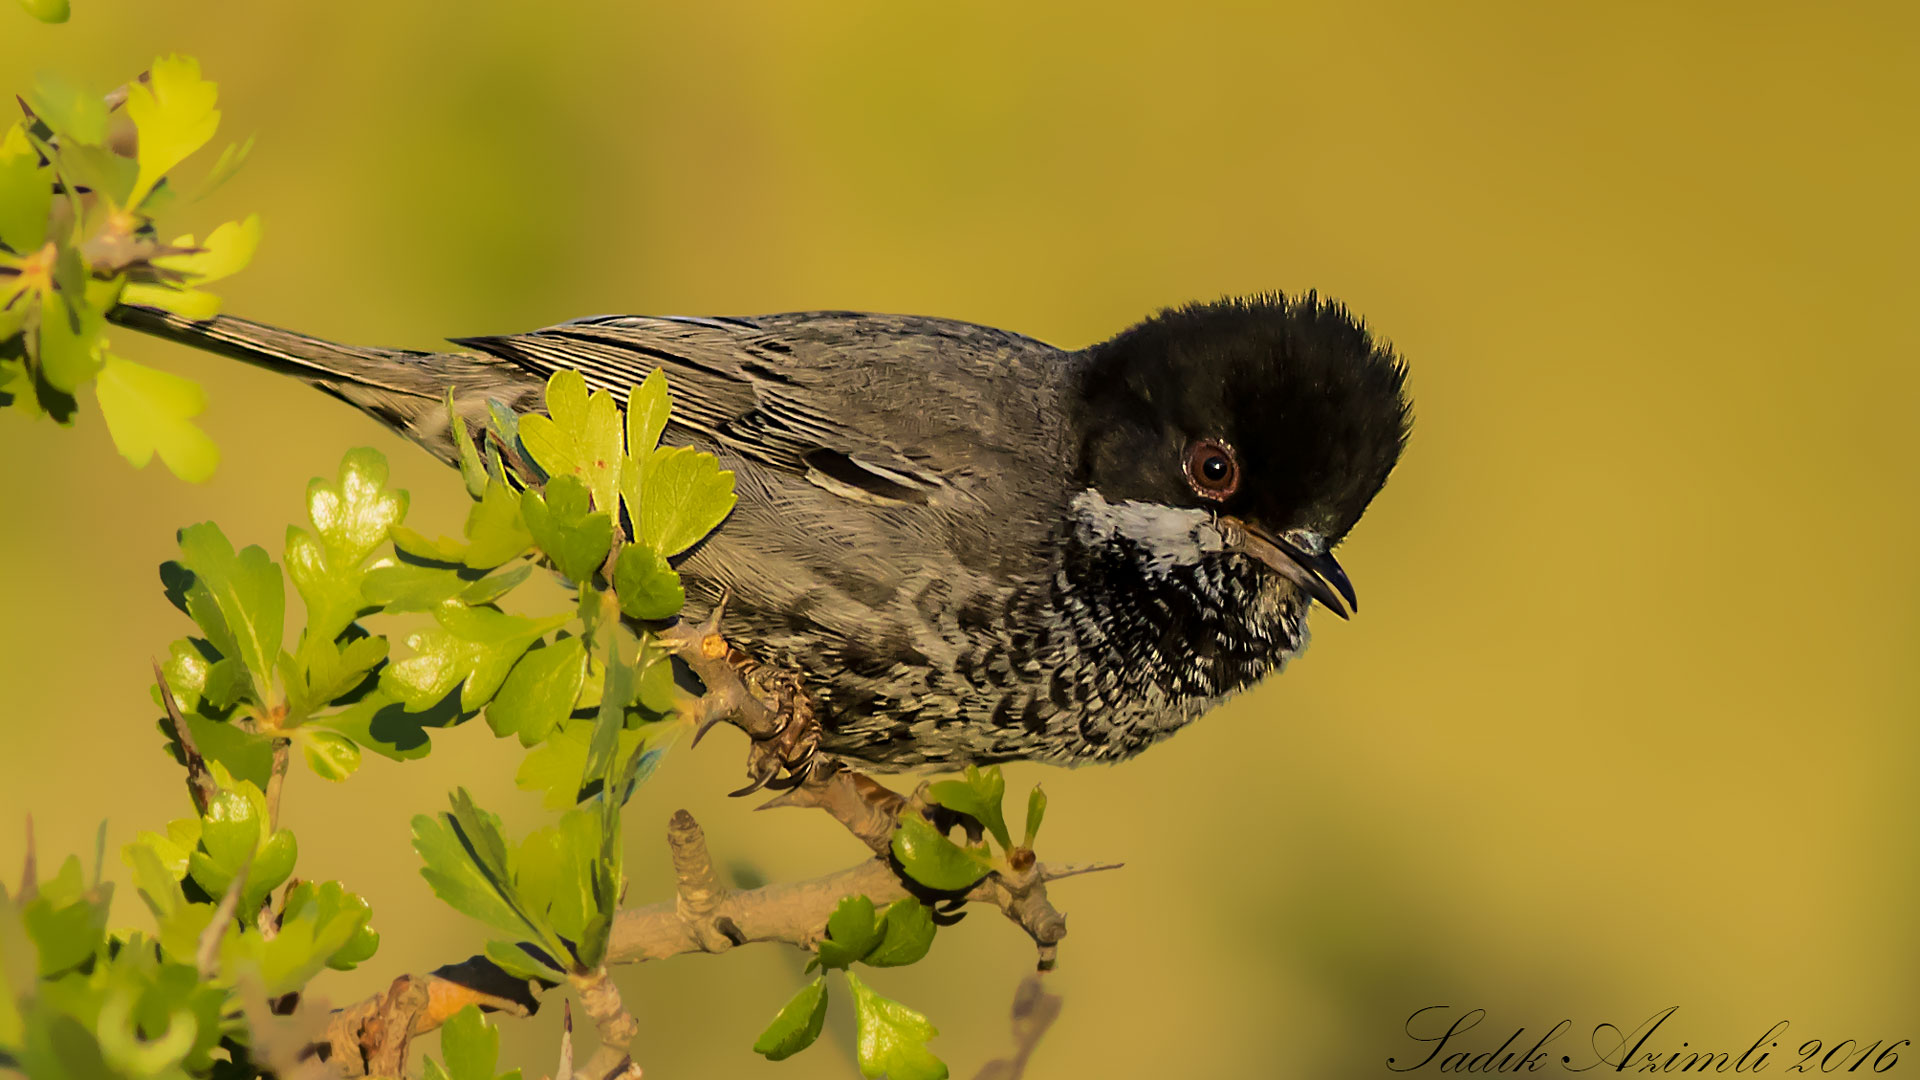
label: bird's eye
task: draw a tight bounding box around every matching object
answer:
[1183,438,1241,500]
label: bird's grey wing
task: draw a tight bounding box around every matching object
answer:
[454,312,1063,511]
[455,312,1076,715]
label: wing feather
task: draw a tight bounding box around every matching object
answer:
[452,311,1068,509]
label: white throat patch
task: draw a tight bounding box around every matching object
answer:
[1069,488,1225,577]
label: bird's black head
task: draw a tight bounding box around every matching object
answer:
[1072,292,1412,616]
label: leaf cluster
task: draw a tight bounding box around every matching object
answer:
[0,764,376,1080]
[4,351,743,1077]
[0,57,259,480]
[753,895,946,1079]
[893,765,1048,892]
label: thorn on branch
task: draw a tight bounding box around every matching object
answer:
[308,808,1105,1064]
[153,658,215,815]
[553,1001,575,1080]
[658,598,780,741]
[198,850,252,978]
[264,737,291,832]
[1038,860,1124,882]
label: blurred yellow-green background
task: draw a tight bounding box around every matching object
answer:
[3,2,1915,1076]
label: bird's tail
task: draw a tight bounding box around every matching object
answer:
[109,304,539,466]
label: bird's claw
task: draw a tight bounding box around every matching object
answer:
[729,681,821,797]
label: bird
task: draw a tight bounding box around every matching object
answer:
[112,293,1412,775]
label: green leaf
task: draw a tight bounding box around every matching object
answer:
[461,479,533,568]
[815,895,881,971]
[17,0,71,23]
[0,148,51,252]
[291,632,386,715]
[310,686,439,762]
[130,816,201,882]
[191,134,254,202]
[486,636,586,746]
[305,446,406,569]
[287,448,407,644]
[412,790,551,948]
[449,391,489,499]
[890,812,993,892]
[0,357,35,418]
[845,971,946,1080]
[151,214,261,284]
[25,72,107,145]
[612,544,684,620]
[519,369,623,514]
[56,140,137,218]
[186,774,296,916]
[582,630,637,797]
[19,856,110,977]
[431,1005,520,1080]
[928,764,1011,851]
[176,521,285,704]
[1023,785,1047,848]
[126,55,221,206]
[635,651,679,715]
[361,563,466,613]
[513,716,646,811]
[95,352,220,481]
[633,445,736,557]
[280,879,378,970]
[37,288,105,393]
[625,368,670,454]
[511,808,601,965]
[298,728,362,781]
[482,938,563,983]
[381,603,567,712]
[120,279,223,320]
[154,653,277,785]
[864,899,936,968]
[389,525,470,565]
[521,474,612,582]
[460,562,531,606]
[231,880,374,995]
[753,976,829,1062]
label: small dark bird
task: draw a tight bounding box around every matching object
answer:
[114,294,1411,773]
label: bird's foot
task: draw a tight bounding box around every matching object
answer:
[727,665,823,798]
[660,596,824,798]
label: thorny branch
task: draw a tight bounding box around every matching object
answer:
[153,659,216,816]
[315,823,1105,1076]
[308,616,1110,1077]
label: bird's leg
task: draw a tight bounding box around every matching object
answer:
[658,598,825,797]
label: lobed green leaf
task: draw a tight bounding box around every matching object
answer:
[485,635,586,747]
[95,353,219,481]
[753,976,829,1062]
[521,474,612,583]
[613,544,684,620]
[846,971,946,1080]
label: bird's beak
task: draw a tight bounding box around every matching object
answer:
[1220,519,1359,619]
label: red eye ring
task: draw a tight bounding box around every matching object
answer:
[1183,438,1240,500]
